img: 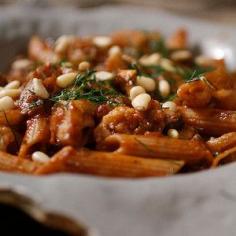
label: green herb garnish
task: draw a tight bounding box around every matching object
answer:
[74,70,95,87]
[181,66,216,89]
[165,93,177,101]
[129,63,142,75]
[28,99,44,109]
[51,70,122,105]
[129,62,166,78]
[176,65,214,82]
[134,137,155,154]
[51,87,118,105]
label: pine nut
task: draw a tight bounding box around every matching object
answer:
[32,78,49,99]
[51,55,60,64]
[139,53,161,66]
[195,55,213,66]
[170,50,192,61]
[0,89,21,99]
[56,72,77,88]
[61,67,73,74]
[78,61,90,71]
[159,79,170,97]
[162,101,177,111]
[167,129,179,138]
[136,76,156,92]
[118,70,137,82]
[122,54,136,64]
[12,59,32,70]
[0,96,15,111]
[160,58,176,72]
[129,86,146,100]
[5,80,20,89]
[61,61,73,68]
[93,36,112,48]
[32,151,50,163]
[95,71,114,81]
[55,35,74,54]
[132,93,151,111]
[109,46,121,56]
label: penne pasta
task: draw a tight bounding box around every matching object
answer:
[28,36,59,64]
[0,110,24,126]
[35,146,184,177]
[103,134,213,166]
[180,107,236,136]
[167,28,187,49]
[213,89,236,110]
[204,59,230,90]
[212,146,236,167]
[1,29,236,176]
[0,151,40,174]
[207,132,236,153]
[50,100,96,148]
[19,116,50,158]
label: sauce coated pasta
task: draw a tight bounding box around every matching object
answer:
[0,29,235,177]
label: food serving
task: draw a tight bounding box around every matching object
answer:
[0,29,235,177]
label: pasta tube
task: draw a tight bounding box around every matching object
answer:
[103,134,213,166]
[35,146,184,177]
[180,107,236,136]
[0,151,40,173]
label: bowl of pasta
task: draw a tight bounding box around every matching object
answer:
[0,5,236,236]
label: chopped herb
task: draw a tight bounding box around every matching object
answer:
[51,70,122,105]
[129,63,142,75]
[176,65,214,82]
[182,67,216,89]
[61,61,72,68]
[51,87,119,105]
[134,137,155,154]
[28,99,44,109]
[59,59,68,65]
[74,69,96,87]
[157,66,215,101]
[165,93,177,101]
[200,76,215,89]
[129,62,165,78]
[185,76,200,83]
